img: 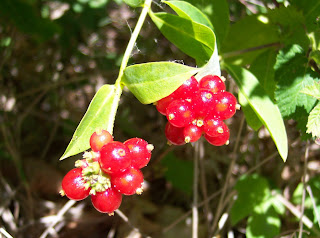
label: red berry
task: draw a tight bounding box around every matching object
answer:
[204,127,230,146]
[183,124,202,143]
[155,94,175,115]
[171,76,199,100]
[124,138,153,169]
[165,122,186,145]
[99,141,131,174]
[90,129,113,152]
[212,92,237,120]
[192,90,215,118]
[203,117,228,137]
[111,167,144,195]
[61,168,90,201]
[166,99,195,127]
[199,75,225,94]
[91,187,122,214]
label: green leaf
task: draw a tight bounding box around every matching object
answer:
[290,0,320,32]
[247,209,281,238]
[163,1,213,29]
[274,45,319,117]
[60,84,118,160]
[249,49,277,99]
[268,6,309,50]
[123,0,143,7]
[221,14,279,65]
[224,63,288,161]
[301,82,320,100]
[122,62,199,104]
[161,152,193,195]
[186,0,230,48]
[231,174,270,225]
[194,44,221,80]
[306,102,320,138]
[238,92,263,131]
[149,11,216,66]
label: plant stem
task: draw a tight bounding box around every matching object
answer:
[192,141,200,238]
[107,0,152,133]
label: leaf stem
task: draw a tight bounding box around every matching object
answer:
[107,0,153,133]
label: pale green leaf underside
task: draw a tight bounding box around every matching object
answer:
[149,11,215,65]
[301,82,320,100]
[225,64,288,161]
[307,102,320,138]
[163,0,213,29]
[60,84,117,160]
[123,61,199,104]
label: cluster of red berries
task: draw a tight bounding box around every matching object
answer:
[60,130,154,215]
[155,75,239,146]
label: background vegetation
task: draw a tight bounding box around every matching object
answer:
[0,0,320,237]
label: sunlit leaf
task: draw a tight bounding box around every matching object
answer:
[301,82,320,100]
[163,0,213,29]
[122,61,199,104]
[149,11,215,66]
[224,63,288,161]
[306,102,320,138]
[60,84,118,160]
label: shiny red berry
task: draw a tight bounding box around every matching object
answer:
[124,138,153,169]
[192,90,215,118]
[156,94,175,115]
[111,167,144,195]
[90,129,113,152]
[91,187,122,214]
[199,75,225,94]
[61,168,90,201]
[171,76,199,100]
[99,141,131,174]
[204,127,230,146]
[212,92,237,120]
[203,117,228,137]
[165,122,185,145]
[166,99,195,127]
[183,124,202,143]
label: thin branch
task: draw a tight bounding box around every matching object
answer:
[192,141,200,238]
[299,141,310,238]
[210,116,245,236]
[307,185,320,228]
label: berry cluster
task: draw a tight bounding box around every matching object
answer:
[155,75,239,146]
[60,130,154,215]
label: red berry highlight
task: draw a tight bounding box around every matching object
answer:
[111,167,144,195]
[204,127,230,146]
[90,129,113,152]
[156,94,175,115]
[166,99,195,128]
[199,75,226,94]
[99,141,131,174]
[203,117,228,137]
[183,124,202,143]
[212,91,237,120]
[171,76,199,100]
[61,168,90,201]
[192,90,215,118]
[91,187,122,214]
[124,138,153,169]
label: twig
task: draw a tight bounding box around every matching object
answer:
[299,141,310,238]
[39,200,76,238]
[0,228,13,238]
[192,141,200,238]
[210,116,245,236]
[274,192,320,236]
[306,185,320,228]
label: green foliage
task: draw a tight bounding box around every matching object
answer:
[60,85,118,160]
[224,63,288,161]
[0,0,60,41]
[122,62,199,104]
[161,152,193,195]
[163,1,213,29]
[221,14,279,65]
[186,0,230,48]
[306,103,320,138]
[238,92,262,131]
[231,174,283,238]
[301,82,320,100]
[149,11,216,66]
[123,0,143,8]
[274,45,319,117]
